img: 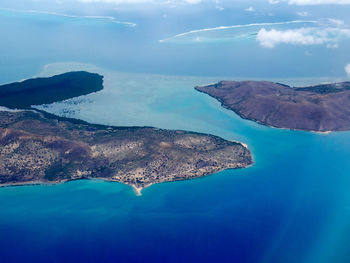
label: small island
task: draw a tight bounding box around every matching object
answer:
[0,72,252,193]
[195,80,350,132]
[0,71,103,109]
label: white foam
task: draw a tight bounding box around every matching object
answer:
[0,106,24,112]
[0,7,136,27]
[159,20,319,42]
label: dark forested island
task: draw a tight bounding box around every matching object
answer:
[0,71,103,109]
[195,80,350,132]
[0,72,252,193]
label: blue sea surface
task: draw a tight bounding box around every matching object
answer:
[1,6,350,263]
[0,64,350,263]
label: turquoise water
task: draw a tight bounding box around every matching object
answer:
[1,4,350,262]
[1,63,350,262]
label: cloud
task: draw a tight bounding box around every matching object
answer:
[257,28,323,48]
[213,0,224,10]
[296,11,308,16]
[346,64,350,76]
[159,19,350,48]
[269,0,350,5]
[77,0,202,4]
[268,0,281,3]
[327,18,344,26]
[256,27,350,48]
[245,6,255,12]
[326,43,339,48]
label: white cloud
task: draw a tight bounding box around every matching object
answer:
[326,43,339,48]
[327,18,344,26]
[257,28,322,48]
[184,0,202,3]
[256,27,350,48]
[268,0,281,4]
[213,0,224,10]
[77,0,202,4]
[245,6,255,12]
[296,11,308,16]
[345,64,350,76]
[269,0,350,4]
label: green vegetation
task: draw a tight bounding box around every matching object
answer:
[0,71,103,109]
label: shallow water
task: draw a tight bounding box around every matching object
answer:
[1,63,350,262]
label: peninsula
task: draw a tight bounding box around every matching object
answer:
[0,109,252,192]
[195,80,350,132]
[0,72,252,192]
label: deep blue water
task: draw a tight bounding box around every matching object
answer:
[1,121,350,263]
[2,65,350,263]
[1,4,350,263]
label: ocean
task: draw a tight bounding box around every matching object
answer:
[1,6,350,263]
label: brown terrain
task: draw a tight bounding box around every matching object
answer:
[0,109,252,192]
[195,80,350,132]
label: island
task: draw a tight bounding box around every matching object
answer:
[0,71,103,109]
[0,109,252,193]
[195,80,350,132]
[0,72,252,194]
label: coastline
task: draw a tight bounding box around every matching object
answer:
[196,87,336,134]
[0,161,253,195]
[132,183,153,196]
[0,76,253,195]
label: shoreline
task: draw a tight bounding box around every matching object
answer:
[195,83,350,134]
[197,87,337,134]
[132,183,153,196]
[0,179,148,196]
[0,109,253,194]
[0,162,253,195]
